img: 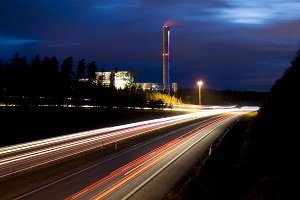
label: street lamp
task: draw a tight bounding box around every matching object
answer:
[197,80,203,106]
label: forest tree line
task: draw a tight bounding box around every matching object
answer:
[0,53,181,108]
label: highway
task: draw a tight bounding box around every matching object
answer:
[0,108,243,178]
[1,108,256,200]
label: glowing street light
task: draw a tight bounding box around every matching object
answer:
[197,80,203,106]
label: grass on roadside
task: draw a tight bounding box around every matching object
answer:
[163,112,257,200]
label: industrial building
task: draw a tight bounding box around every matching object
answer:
[95,70,134,89]
[135,82,160,91]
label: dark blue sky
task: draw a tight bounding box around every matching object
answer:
[1,0,300,91]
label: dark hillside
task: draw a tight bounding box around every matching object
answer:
[248,49,300,199]
[166,48,300,199]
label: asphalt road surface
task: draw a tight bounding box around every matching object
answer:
[2,109,253,200]
[0,108,239,178]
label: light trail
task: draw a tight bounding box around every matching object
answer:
[0,118,195,178]
[0,116,178,155]
[65,114,234,200]
[0,119,182,178]
[0,107,258,179]
[0,108,244,155]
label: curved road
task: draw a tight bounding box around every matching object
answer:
[2,109,255,200]
[0,108,240,178]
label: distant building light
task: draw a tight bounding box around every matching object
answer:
[135,82,160,91]
[95,70,134,89]
[171,82,178,93]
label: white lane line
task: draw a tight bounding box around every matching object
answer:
[121,115,241,200]
[10,114,229,200]
[11,117,211,200]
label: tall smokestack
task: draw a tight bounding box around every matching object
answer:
[162,25,170,93]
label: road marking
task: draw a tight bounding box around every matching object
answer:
[121,115,240,200]
[11,117,216,200]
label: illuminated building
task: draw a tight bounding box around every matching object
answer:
[135,82,160,91]
[95,70,134,89]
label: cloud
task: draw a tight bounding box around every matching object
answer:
[217,0,300,24]
[0,36,38,46]
[92,0,140,10]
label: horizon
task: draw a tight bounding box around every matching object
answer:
[0,53,271,93]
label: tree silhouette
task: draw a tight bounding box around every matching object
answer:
[9,53,29,95]
[60,56,73,80]
[97,68,105,86]
[42,56,51,79]
[49,56,59,79]
[31,55,42,79]
[77,59,86,79]
[9,53,28,75]
[87,61,96,83]
[0,52,183,108]
[109,69,116,88]
[260,49,300,122]
[243,48,300,200]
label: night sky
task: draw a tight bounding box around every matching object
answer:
[1,0,300,91]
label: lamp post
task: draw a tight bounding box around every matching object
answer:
[197,81,203,106]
